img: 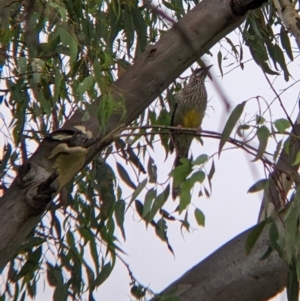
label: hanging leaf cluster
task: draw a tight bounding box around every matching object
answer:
[243,7,292,81]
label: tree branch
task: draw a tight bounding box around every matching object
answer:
[153,221,287,301]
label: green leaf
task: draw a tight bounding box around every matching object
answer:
[18,237,45,251]
[204,186,210,198]
[67,231,75,249]
[53,283,68,301]
[0,143,11,174]
[155,218,168,242]
[135,199,144,218]
[89,233,100,272]
[132,7,147,54]
[59,28,78,64]
[280,26,293,62]
[225,37,238,56]
[98,93,119,127]
[266,41,278,71]
[147,185,169,222]
[249,14,264,41]
[53,74,62,102]
[78,75,94,96]
[260,245,273,260]
[85,263,95,286]
[93,263,112,288]
[287,263,299,301]
[162,0,181,12]
[269,222,281,256]
[237,124,250,137]
[248,179,267,193]
[170,159,192,188]
[181,210,190,231]
[292,150,300,166]
[17,246,42,279]
[115,200,126,240]
[147,156,157,183]
[274,118,291,133]
[284,195,300,240]
[219,101,246,156]
[92,58,102,89]
[172,0,185,18]
[101,53,111,69]
[47,263,63,287]
[179,180,193,213]
[126,144,146,174]
[253,126,270,161]
[245,221,265,255]
[247,37,279,75]
[128,178,148,209]
[208,160,215,182]
[217,50,223,77]
[194,208,205,227]
[274,43,290,81]
[116,162,136,190]
[260,60,280,76]
[192,154,208,165]
[143,188,156,218]
[284,137,290,155]
[96,161,116,207]
[49,2,67,20]
[108,3,122,51]
[188,170,205,185]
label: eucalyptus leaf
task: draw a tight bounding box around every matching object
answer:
[219,101,246,156]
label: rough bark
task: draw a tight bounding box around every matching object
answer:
[153,222,288,301]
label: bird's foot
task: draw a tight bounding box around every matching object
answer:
[196,127,202,135]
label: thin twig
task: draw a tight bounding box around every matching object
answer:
[264,72,296,132]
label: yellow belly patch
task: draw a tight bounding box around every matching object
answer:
[182,110,202,128]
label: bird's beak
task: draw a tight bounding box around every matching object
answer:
[197,65,213,81]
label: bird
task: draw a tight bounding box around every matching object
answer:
[170,65,212,199]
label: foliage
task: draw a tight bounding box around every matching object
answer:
[0,0,300,300]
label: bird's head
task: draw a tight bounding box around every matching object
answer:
[190,65,212,84]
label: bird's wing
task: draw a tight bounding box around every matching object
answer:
[170,101,178,127]
[169,95,179,153]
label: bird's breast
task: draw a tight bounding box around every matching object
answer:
[182,109,202,128]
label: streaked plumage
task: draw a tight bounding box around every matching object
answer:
[170,66,211,199]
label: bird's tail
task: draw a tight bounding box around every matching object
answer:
[172,154,182,200]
